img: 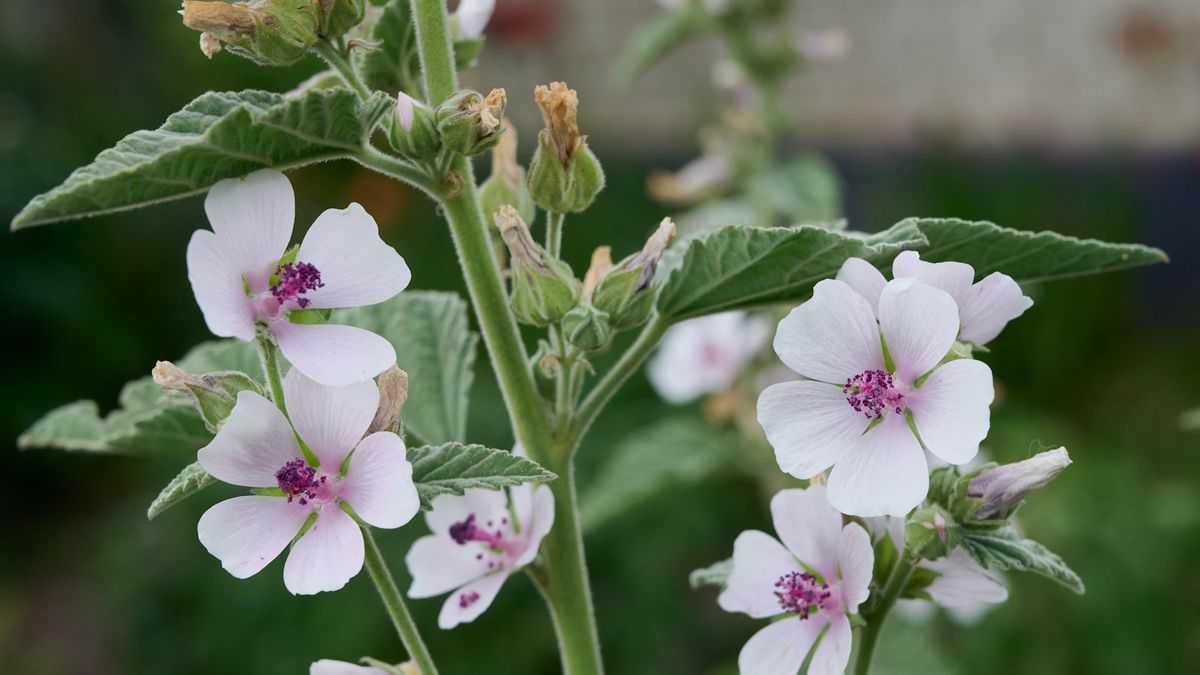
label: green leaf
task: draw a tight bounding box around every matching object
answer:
[580,417,740,530]
[146,462,216,520]
[336,291,478,445]
[357,0,421,94]
[959,526,1085,594]
[408,443,557,509]
[655,222,925,320]
[12,88,392,229]
[893,218,1168,283]
[612,7,714,84]
[689,557,733,590]
[746,154,843,225]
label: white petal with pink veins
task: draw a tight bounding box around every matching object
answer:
[186,230,257,341]
[405,532,494,598]
[827,413,928,517]
[737,616,824,675]
[769,486,843,580]
[514,484,555,568]
[198,391,303,487]
[197,495,311,579]
[437,570,508,629]
[283,368,379,471]
[957,272,1033,345]
[892,251,974,303]
[310,660,389,675]
[906,359,993,465]
[836,523,874,611]
[424,489,508,535]
[774,279,883,384]
[298,204,412,309]
[339,432,419,529]
[878,278,959,384]
[718,530,798,619]
[648,312,769,404]
[273,320,396,387]
[836,257,887,317]
[758,381,869,480]
[204,170,295,292]
[806,613,853,675]
[923,548,1008,608]
[283,505,365,595]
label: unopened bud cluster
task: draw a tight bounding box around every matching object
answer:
[181,0,365,65]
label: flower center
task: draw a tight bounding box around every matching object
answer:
[843,369,904,419]
[449,512,520,568]
[774,571,832,619]
[275,458,327,506]
[270,262,324,309]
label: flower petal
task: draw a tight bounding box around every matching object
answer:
[405,532,494,598]
[514,484,555,568]
[957,272,1033,345]
[769,486,843,580]
[807,613,853,675]
[836,257,887,317]
[737,617,823,675]
[878,278,959,384]
[923,548,1008,608]
[339,432,419,529]
[647,312,768,404]
[826,413,928,517]
[186,230,256,341]
[758,381,869,480]
[836,523,874,612]
[273,320,396,387]
[283,368,379,472]
[906,359,993,465]
[283,505,365,595]
[437,570,508,629]
[424,489,509,535]
[453,0,495,38]
[204,169,295,292]
[718,530,797,619]
[774,279,883,384]
[198,391,303,487]
[197,495,310,579]
[297,203,412,309]
[892,251,974,303]
[310,660,389,675]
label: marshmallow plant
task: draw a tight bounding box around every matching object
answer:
[12,1,1167,674]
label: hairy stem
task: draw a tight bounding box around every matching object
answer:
[573,314,671,439]
[254,335,287,413]
[353,145,442,199]
[362,528,440,675]
[313,39,372,102]
[853,556,916,675]
[546,210,565,258]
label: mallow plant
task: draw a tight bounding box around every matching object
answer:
[12,1,1169,674]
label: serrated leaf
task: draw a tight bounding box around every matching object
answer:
[408,443,556,509]
[655,223,925,320]
[581,417,740,531]
[12,89,392,229]
[336,291,477,445]
[357,0,421,94]
[689,557,733,590]
[959,526,1085,594]
[612,7,713,84]
[747,154,843,225]
[147,462,215,520]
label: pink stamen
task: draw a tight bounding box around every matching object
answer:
[774,571,832,619]
[458,591,481,609]
[275,458,326,506]
[449,513,519,556]
[844,369,904,419]
[270,262,324,308]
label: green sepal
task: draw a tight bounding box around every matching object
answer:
[526,132,605,213]
[251,487,288,497]
[905,504,959,561]
[268,245,300,286]
[592,266,655,331]
[286,308,331,324]
[435,89,505,156]
[901,567,942,600]
[510,257,581,326]
[871,529,899,589]
[561,304,612,353]
[387,99,441,160]
[317,0,366,38]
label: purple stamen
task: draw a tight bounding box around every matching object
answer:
[275,458,325,505]
[458,591,481,609]
[270,262,324,308]
[449,512,518,555]
[844,369,904,419]
[450,514,478,545]
[774,571,832,619]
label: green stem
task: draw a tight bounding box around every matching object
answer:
[546,210,565,258]
[853,557,916,675]
[353,145,442,199]
[254,335,287,414]
[408,0,459,103]
[362,528,440,675]
[573,313,670,440]
[313,39,372,102]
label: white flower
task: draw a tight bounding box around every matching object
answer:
[837,251,1032,346]
[450,0,495,40]
[757,277,994,516]
[187,169,411,386]
[310,660,391,675]
[196,369,419,595]
[405,450,554,629]
[648,311,772,404]
[718,486,873,675]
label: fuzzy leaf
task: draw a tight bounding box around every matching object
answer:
[959,526,1085,594]
[689,558,733,590]
[147,462,216,520]
[746,154,843,225]
[12,89,392,229]
[357,0,421,94]
[408,443,557,509]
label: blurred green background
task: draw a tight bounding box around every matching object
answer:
[1,1,1198,674]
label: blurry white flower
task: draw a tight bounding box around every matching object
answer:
[648,311,771,404]
[451,0,495,39]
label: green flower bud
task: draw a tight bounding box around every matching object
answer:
[592,218,676,330]
[182,0,320,66]
[529,340,560,401]
[905,504,959,562]
[316,0,365,38]
[562,304,612,353]
[435,88,507,156]
[152,361,263,433]
[479,123,536,228]
[527,82,606,213]
[388,92,442,160]
[494,205,580,325]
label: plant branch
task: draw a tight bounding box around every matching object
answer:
[573,313,671,441]
[353,145,442,199]
[313,39,372,102]
[362,528,440,675]
[254,334,287,414]
[853,555,916,675]
[546,210,565,258]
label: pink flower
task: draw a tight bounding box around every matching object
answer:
[197,368,419,595]
[310,661,391,675]
[837,251,1032,346]
[450,0,494,39]
[757,277,994,516]
[648,311,772,404]
[718,486,873,675]
[405,458,554,629]
[187,169,411,386]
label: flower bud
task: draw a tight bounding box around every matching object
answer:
[494,205,581,325]
[905,504,959,561]
[435,88,507,156]
[388,92,441,160]
[967,448,1071,520]
[316,0,366,39]
[181,0,320,66]
[479,122,536,228]
[562,304,612,353]
[152,361,263,433]
[368,366,408,435]
[592,218,675,330]
[527,82,605,213]
[529,340,559,401]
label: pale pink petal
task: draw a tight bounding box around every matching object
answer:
[718,530,797,619]
[878,278,959,384]
[197,495,311,579]
[395,92,417,132]
[453,0,495,39]
[826,413,928,517]
[514,484,555,568]
[186,230,257,341]
[283,368,379,471]
[906,359,993,465]
[807,613,853,675]
[758,381,869,480]
[424,489,508,534]
[273,320,396,387]
[892,251,974,303]
[737,616,823,675]
[923,548,1008,608]
[835,257,887,316]
[198,391,303,487]
[405,533,493,598]
[774,279,883,384]
[957,272,1033,345]
[297,203,412,309]
[339,432,419,529]
[648,312,765,404]
[310,660,389,675]
[437,570,508,629]
[283,505,365,595]
[204,170,295,291]
[836,523,874,612]
[769,486,843,580]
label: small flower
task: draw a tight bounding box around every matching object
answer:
[718,486,873,675]
[405,449,554,629]
[450,0,495,40]
[187,170,411,386]
[836,251,1032,346]
[648,311,772,404]
[968,447,1071,520]
[196,369,419,595]
[757,277,995,516]
[310,660,392,675]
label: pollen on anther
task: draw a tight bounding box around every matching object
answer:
[270,262,324,308]
[843,369,904,420]
[275,458,324,504]
[458,591,481,608]
[774,571,832,619]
